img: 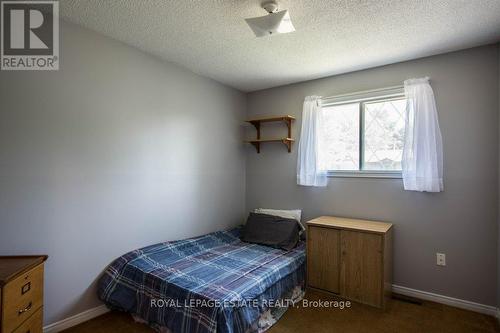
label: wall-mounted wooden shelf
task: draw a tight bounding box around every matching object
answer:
[246,138,295,153]
[245,115,295,153]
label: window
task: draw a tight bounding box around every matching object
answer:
[319,88,407,178]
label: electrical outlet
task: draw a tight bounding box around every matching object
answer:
[436,253,446,266]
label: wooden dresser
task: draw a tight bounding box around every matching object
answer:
[0,256,48,333]
[307,216,392,309]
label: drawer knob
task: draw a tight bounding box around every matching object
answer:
[21,281,31,295]
[18,302,32,315]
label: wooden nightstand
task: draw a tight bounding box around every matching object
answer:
[306,216,392,309]
[0,255,48,333]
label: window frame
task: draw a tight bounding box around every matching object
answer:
[321,86,406,179]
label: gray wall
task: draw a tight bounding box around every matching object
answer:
[0,21,246,325]
[498,43,500,308]
[246,45,499,306]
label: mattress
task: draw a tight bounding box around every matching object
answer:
[98,227,306,333]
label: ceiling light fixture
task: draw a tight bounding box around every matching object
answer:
[245,1,295,38]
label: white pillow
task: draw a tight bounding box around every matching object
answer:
[254,208,305,232]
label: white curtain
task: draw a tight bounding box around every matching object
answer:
[402,77,443,192]
[297,96,327,187]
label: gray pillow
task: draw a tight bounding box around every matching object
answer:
[240,212,299,251]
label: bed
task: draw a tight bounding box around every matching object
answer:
[98,227,306,333]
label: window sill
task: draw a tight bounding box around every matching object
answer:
[327,171,402,179]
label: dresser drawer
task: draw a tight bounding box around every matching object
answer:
[12,307,43,333]
[2,263,44,333]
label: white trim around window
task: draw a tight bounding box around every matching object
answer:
[322,85,404,107]
[327,170,402,179]
[321,86,406,179]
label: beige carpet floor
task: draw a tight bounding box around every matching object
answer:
[62,290,499,333]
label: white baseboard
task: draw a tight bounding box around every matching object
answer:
[42,287,499,332]
[392,284,498,317]
[43,304,109,333]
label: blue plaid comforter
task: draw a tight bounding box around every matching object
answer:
[98,228,306,333]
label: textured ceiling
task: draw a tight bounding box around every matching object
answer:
[60,0,500,92]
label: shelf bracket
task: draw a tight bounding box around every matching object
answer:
[250,141,261,153]
[249,121,261,140]
[284,118,292,139]
[281,139,292,153]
